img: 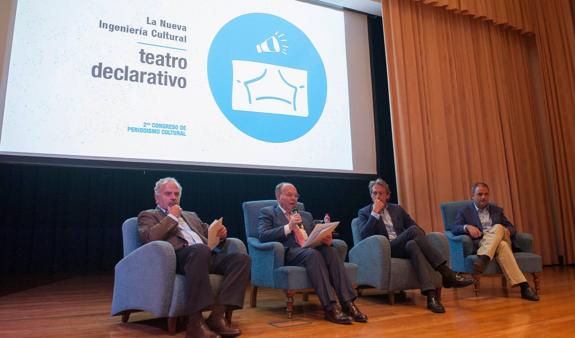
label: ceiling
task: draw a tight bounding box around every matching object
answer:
[308,0,382,16]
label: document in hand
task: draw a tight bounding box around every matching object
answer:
[207,217,224,249]
[303,221,340,248]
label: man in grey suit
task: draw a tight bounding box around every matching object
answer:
[257,182,367,324]
[451,182,539,301]
[138,177,251,338]
[356,178,473,313]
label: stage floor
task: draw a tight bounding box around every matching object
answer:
[1,266,574,337]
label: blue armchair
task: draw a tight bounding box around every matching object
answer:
[440,201,542,296]
[242,200,358,318]
[348,218,446,304]
[111,217,247,334]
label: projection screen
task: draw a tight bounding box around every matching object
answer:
[0,0,377,174]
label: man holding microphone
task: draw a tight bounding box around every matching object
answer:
[257,182,367,324]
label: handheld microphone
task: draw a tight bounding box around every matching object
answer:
[291,207,304,229]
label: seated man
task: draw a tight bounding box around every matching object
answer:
[357,178,473,313]
[451,182,539,301]
[257,182,368,324]
[138,177,251,338]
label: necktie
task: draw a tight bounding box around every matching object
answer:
[294,226,306,247]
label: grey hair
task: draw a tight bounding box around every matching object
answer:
[368,178,390,194]
[154,177,182,196]
[471,182,489,195]
[275,182,292,198]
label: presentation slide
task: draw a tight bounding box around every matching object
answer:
[0,0,376,174]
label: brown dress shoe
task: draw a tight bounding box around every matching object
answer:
[186,313,221,338]
[206,313,241,337]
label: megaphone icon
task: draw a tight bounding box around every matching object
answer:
[256,35,280,53]
[256,33,288,54]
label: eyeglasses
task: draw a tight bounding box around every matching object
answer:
[282,192,300,199]
[371,191,388,196]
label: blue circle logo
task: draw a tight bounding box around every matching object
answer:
[208,13,327,143]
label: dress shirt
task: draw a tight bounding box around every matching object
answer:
[475,204,493,232]
[160,206,203,245]
[371,206,397,240]
[279,205,308,240]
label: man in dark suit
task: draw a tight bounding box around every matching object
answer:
[257,182,367,324]
[356,178,473,313]
[138,177,251,338]
[451,182,539,301]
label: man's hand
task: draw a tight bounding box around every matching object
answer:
[466,225,482,238]
[372,199,385,214]
[503,227,511,243]
[321,232,333,246]
[217,226,228,239]
[168,204,182,218]
[289,213,303,231]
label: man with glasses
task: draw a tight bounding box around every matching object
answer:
[356,178,473,313]
[257,182,367,324]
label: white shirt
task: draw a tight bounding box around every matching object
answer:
[279,205,308,240]
[371,207,397,240]
[475,204,493,232]
[160,206,203,245]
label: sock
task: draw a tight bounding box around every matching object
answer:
[324,302,337,312]
[209,305,226,320]
[478,254,490,264]
[436,262,454,278]
[518,282,529,290]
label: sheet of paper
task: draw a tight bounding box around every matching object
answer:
[303,221,339,248]
[207,217,224,249]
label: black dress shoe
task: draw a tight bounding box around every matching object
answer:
[520,286,540,301]
[206,314,241,337]
[426,296,445,313]
[324,306,353,324]
[342,301,368,323]
[443,274,474,289]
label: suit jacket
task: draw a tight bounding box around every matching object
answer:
[451,202,516,237]
[356,203,420,241]
[257,204,314,249]
[138,207,210,250]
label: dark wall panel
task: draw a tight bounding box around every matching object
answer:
[0,16,393,281]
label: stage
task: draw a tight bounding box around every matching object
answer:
[1,267,574,337]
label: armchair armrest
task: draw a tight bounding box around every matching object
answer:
[445,231,474,256]
[247,237,285,288]
[445,231,473,272]
[332,239,348,261]
[514,232,534,253]
[111,241,177,316]
[426,232,450,263]
[349,235,390,290]
[220,237,247,255]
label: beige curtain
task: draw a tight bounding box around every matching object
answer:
[380,0,575,264]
